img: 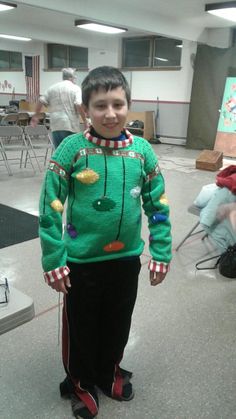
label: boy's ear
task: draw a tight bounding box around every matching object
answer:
[81,104,89,117]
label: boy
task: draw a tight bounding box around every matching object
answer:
[39,66,172,419]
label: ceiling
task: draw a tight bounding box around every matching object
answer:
[0,0,235,45]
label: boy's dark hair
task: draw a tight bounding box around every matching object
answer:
[82,66,131,107]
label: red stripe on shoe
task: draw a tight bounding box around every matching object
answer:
[112,365,123,399]
[74,383,98,416]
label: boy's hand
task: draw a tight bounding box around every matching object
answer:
[50,275,71,294]
[149,271,167,286]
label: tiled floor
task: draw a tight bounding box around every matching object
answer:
[1,144,236,419]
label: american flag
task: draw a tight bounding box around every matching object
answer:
[25,55,40,102]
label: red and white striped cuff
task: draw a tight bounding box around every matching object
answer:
[44,266,70,284]
[148,259,170,273]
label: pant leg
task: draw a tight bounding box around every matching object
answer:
[52,130,73,149]
[62,261,103,388]
[97,257,141,388]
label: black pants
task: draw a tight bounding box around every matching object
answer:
[62,258,141,389]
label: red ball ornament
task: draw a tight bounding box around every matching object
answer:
[103,240,125,252]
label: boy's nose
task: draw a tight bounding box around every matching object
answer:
[105,106,116,118]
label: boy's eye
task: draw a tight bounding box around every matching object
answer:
[96,104,106,109]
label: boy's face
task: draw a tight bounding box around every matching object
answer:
[84,87,129,138]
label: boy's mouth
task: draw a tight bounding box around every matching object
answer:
[103,123,118,129]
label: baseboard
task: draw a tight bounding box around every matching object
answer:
[160,137,186,146]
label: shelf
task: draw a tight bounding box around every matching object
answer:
[125,111,154,141]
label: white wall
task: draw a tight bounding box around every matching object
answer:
[0,38,119,100]
[131,40,196,102]
[200,28,232,48]
[0,37,196,103]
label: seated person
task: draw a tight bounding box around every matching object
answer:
[194,166,236,252]
[217,203,236,231]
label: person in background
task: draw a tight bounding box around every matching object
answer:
[38,66,172,419]
[37,68,87,148]
[29,114,39,128]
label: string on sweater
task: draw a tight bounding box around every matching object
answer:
[43,172,48,214]
[116,157,126,241]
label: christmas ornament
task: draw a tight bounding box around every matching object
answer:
[76,169,99,184]
[39,215,53,228]
[50,199,64,212]
[130,186,141,198]
[160,194,169,205]
[104,240,125,252]
[150,213,167,224]
[93,197,116,211]
[67,223,78,238]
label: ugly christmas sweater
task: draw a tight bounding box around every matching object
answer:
[39,129,172,283]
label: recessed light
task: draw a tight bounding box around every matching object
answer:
[0,34,31,41]
[0,2,17,12]
[75,19,127,34]
[205,2,236,22]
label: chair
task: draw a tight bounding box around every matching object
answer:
[17,112,30,126]
[1,113,19,125]
[0,126,35,176]
[175,204,205,251]
[24,125,53,171]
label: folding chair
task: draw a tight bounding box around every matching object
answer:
[17,112,30,126]
[24,125,53,171]
[0,126,35,176]
[1,113,19,125]
[175,204,206,251]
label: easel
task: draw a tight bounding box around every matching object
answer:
[214,77,236,158]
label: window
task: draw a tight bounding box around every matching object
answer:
[232,28,236,46]
[123,38,152,68]
[47,44,88,69]
[0,50,22,70]
[122,36,182,69]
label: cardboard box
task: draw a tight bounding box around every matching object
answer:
[196,149,223,171]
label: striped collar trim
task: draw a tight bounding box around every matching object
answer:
[84,128,133,149]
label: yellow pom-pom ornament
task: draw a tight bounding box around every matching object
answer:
[76,169,99,184]
[160,194,169,206]
[50,199,64,212]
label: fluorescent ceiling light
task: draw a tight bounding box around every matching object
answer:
[0,34,31,41]
[176,44,183,48]
[0,1,16,11]
[205,2,236,22]
[154,57,169,62]
[75,19,127,34]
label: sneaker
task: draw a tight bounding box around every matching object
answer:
[60,376,74,399]
[98,367,134,401]
[60,377,99,418]
[71,393,98,419]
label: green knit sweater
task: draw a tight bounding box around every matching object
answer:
[39,130,172,279]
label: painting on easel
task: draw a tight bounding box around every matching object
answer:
[214,77,236,157]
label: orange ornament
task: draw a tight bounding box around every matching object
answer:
[103,241,125,252]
